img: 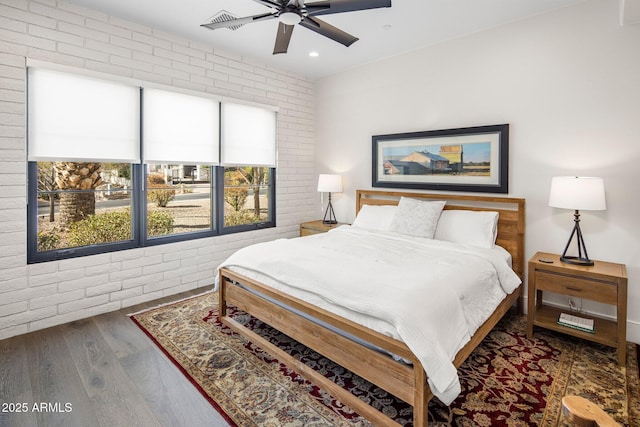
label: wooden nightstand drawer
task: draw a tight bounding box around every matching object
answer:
[535,271,617,304]
[300,227,324,237]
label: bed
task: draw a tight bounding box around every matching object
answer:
[217,189,525,426]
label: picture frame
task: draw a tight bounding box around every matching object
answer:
[372,124,509,193]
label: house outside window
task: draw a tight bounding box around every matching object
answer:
[145,163,212,239]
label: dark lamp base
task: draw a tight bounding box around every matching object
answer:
[322,193,337,225]
[560,256,594,266]
[559,209,596,267]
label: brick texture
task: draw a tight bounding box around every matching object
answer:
[0,0,317,340]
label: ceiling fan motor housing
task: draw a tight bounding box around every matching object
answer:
[278,10,303,25]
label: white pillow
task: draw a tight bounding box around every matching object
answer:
[434,210,499,249]
[389,197,446,239]
[352,204,397,232]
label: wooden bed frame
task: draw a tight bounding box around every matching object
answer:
[218,189,525,426]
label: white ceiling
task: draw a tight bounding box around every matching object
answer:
[67,0,585,80]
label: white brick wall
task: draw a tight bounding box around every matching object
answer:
[0,0,318,340]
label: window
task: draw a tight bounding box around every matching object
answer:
[220,103,276,233]
[30,162,136,254]
[142,88,219,241]
[27,68,140,259]
[26,65,276,263]
[146,164,213,238]
[222,166,274,230]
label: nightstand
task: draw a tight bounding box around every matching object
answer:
[527,251,628,364]
[299,220,344,237]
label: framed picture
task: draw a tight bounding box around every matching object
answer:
[372,124,509,193]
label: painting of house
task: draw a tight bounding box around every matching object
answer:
[384,160,428,175]
[384,151,450,175]
[402,151,451,172]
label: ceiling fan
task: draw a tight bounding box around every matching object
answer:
[201,0,392,55]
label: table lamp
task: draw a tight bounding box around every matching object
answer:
[548,176,606,266]
[317,174,342,225]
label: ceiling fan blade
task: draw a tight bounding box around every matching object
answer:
[250,0,283,9]
[201,12,276,30]
[304,1,331,14]
[299,16,358,47]
[273,23,295,54]
[308,0,391,16]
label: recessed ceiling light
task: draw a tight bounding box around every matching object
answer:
[383,24,392,30]
[309,51,319,57]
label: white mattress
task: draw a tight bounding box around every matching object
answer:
[217,225,520,405]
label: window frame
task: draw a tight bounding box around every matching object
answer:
[27,162,142,262]
[27,163,277,263]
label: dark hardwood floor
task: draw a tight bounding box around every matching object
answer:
[0,287,230,427]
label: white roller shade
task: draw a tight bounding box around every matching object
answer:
[221,103,276,167]
[143,88,219,164]
[28,67,140,162]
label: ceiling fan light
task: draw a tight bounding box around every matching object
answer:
[279,11,301,25]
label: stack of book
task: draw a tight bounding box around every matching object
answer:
[558,312,595,333]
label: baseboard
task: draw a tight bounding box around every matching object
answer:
[627,319,640,345]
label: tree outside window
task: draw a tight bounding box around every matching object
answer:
[223,166,270,227]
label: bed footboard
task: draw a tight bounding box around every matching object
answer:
[218,267,430,427]
[218,266,523,427]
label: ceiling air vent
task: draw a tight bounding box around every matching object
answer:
[207,11,244,31]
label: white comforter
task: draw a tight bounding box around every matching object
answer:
[217,226,521,405]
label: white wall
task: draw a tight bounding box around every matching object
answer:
[315,0,640,343]
[0,0,317,340]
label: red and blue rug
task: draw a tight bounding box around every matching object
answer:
[131,292,639,426]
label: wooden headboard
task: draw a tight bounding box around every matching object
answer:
[356,189,526,279]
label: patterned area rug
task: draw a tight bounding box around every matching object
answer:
[131,292,639,426]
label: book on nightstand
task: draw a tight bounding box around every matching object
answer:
[558,312,595,333]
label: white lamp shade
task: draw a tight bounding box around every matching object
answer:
[317,174,342,193]
[548,176,606,211]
